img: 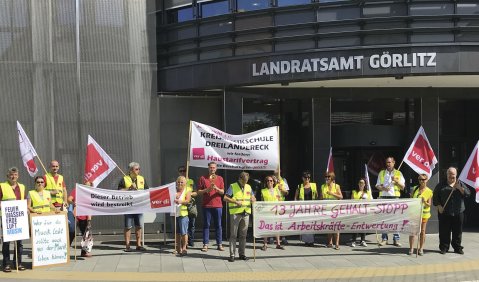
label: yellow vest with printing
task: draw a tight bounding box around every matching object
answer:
[178,190,188,217]
[298,183,318,200]
[261,187,281,202]
[228,183,252,214]
[45,173,65,204]
[412,186,433,219]
[378,169,402,197]
[123,175,145,190]
[29,190,52,213]
[321,183,340,200]
[0,182,25,201]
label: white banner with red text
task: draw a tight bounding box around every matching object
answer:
[189,121,279,170]
[75,183,176,216]
[253,198,422,238]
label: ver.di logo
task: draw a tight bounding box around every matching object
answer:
[192,148,205,160]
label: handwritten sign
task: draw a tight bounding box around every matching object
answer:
[30,212,70,268]
[253,198,422,238]
[1,200,30,242]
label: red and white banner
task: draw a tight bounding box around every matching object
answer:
[326,147,334,173]
[17,121,38,177]
[84,135,118,187]
[458,141,479,203]
[189,121,279,170]
[402,126,438,177]
[253,198,422,238]
[75,183,176,216]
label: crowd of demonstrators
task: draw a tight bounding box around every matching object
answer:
[409,174,433,256]
[294,171,319,246]
[350,178,370,247]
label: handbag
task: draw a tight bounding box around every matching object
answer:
[187,197,198,217]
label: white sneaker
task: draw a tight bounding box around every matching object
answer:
[350,242,356,247]
[360,241,368,247]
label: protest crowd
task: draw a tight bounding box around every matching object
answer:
[1,121,477,272]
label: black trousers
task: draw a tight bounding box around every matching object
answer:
[2,240,22,267]
[438,212,464,252]
[69,219,89,246]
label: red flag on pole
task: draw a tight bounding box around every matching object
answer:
[84,135,118,187]
[458,141,479,203]
[326,147,334,173]
[17,121,38,177]
[402,126,438,177]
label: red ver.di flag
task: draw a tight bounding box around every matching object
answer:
[17,121,38,177]
[402,126,438,177]
[458,141,479,203]
[326,147,334,173]
[84,135,118,187]
[189,121,279,170]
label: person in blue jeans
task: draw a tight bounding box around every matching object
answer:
[375,157,405,247]
[197,162,225,252]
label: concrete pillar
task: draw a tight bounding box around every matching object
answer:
[312,97,331,181]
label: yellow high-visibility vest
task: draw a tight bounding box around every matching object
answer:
[228,183,252,214]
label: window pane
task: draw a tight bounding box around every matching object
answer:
[201,0,228,18]
[457,3,479,15]
[167,6,194,23]
[277,0,311,7]
[237,0,270,12]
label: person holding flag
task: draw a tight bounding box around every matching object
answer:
[0,167,26,272]
[44,160,68,211]
[408,174,433,256]
[433,167,470,255]
[350,178,370,247]
[174,176,191,256]
[375,157,405,247]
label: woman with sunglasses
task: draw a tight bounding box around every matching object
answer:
[27,176,55,214]
[260,175,285,251]
[350,178,370,247]
[294,171,318,246]
[321,172,343,250]
[408,174,433,256]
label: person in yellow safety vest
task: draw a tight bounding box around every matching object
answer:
[44,160,68,211]
[260,175,285,251]
[27,176,55,214]
[375,157,405,247]
[178,165,197,248]
[350,178,371,248]
[294,170,319,246]
[174,176,191,256]
[0,167,27,272]
[118,162,149,252]
[224,171,256,262]
[273,169,289,245]
[409,173,433,256]
[321,171,343,250]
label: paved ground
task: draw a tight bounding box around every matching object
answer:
[1,232,479,281]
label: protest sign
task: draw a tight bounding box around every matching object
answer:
[1,200,29,242]
[253,199,422,238]
[31,212,69,268]
[75,183,176,216]
[189,121,279,170]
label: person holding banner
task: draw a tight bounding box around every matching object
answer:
[27,176,55,214]
[118,162,149,252]
[44,160,68,211]
[260,175,285,251]
[408,174,433,256]
[294,171,319,247]
[375,157,405,247]
[224,172,256,262]
[274,169,289,245]
[197,161,225,252]
[350,178,370,247]
[174,176,191,256]
[68,181,93,257]
[0,167,26,272]
[321,172,343,250]
[178,165,197,248]
[433,167,470,255]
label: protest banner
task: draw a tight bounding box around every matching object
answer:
[189,121,279,170]
[75,183,176,216]
[31,212,69,268]
[1,200,30,242]
[253,199,422,238]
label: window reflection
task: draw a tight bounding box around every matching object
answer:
[167,6,194,23]
[277,0,311,7]
[237,0,270,12]
[201,0,228,18]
